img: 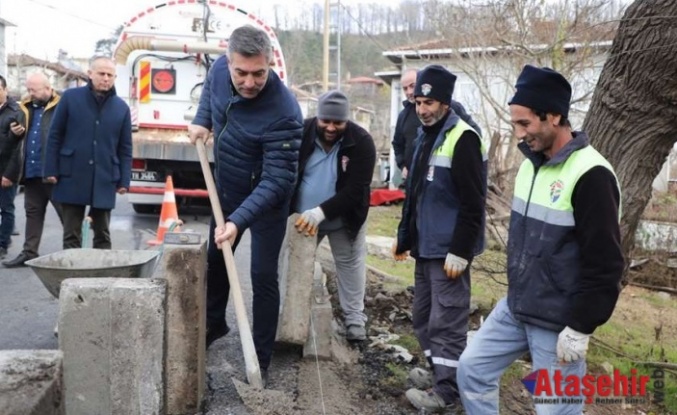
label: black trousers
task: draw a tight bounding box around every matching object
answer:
[412,257,472,404]
[61,203,111,249]
[22,178,63,257]
[206,205,288,370]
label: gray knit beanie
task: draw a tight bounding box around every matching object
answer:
[317,90,350,121]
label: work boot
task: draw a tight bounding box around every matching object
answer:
[405,388,448,413]
[206,322,230,349]
[346,324,366,341]
[408,367,433,389]
[3,252,34,268]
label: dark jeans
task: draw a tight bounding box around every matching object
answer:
[22,178,63,257]
[0,184,18,249]
[206,205,288,370]
[61,203,111,249]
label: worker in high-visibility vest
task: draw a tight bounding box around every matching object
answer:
[457,65,625,415]
[393,64,487,412]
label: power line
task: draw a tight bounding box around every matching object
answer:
[24,0,118,31]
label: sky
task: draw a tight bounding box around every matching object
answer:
[0,0,396,61]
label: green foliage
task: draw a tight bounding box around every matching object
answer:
[275,29,431,86]
[276,30,325,86]
[590,322,677,413]
[366,255,414,289]
[502,361,528,384]
[382,362,409,388]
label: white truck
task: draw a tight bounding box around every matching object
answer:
[113,1,287,213]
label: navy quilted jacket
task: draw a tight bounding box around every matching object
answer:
[192,56,303,230]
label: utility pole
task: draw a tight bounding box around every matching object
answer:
[322,0,341,92]
[329,1,341,91]
[322,0,329,92]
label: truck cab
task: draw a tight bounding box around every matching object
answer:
[113,1,287,213]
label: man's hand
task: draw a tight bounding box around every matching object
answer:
[443,253,468,279]
[188,124,210,145]
[117,187,127,195]
[401,166,408,180]
[45,176,58,184]
[1,177,13,188]
[215,221,239,249]
[557,326,590,363]
[391,240,409,261]
[9,122,25,136]
[294,207,325,236]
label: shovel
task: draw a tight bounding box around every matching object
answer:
[195,138,263,389]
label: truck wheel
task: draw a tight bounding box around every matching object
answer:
[132,204,159,214]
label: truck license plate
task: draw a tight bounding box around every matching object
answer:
[131,171,158,181]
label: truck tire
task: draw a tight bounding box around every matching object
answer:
[132,204,159,214]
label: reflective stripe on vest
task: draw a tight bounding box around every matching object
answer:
[512,145,620,226]
[429,119,487,168]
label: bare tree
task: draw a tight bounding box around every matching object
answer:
[424,0,621,207]
[583,0,677,278]
[94,26,124,57]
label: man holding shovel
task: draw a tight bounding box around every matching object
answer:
[188,25,303,386]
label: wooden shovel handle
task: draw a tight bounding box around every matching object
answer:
[195,138,263,389]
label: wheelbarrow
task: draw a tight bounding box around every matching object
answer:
[25,248,161,299]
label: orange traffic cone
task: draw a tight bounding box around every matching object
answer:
[147,176,182,246]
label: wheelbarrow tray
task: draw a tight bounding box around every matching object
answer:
[25,248,161,298]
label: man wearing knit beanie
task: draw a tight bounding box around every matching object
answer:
[392,64,487,412]
[457,65,623,415]
[391,68,482,182]
[292,90,376,342]
[316,90,350,122]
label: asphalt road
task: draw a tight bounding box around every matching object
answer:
[0,193,226,349]
[0,191,311,414]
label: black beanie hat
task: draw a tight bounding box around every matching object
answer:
[509,65,572,119]
[414,65,456,105]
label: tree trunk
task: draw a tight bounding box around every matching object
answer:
[583,0,677,283]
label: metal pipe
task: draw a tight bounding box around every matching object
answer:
[114,36,226,64]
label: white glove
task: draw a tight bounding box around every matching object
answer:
[557,326,590,362]
[294,207,325,236]
[443,253,468,279]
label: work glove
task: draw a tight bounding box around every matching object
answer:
[391,240,409,261]
[443,253,468,279]
[294,207,325,236]
[557,326,590,363]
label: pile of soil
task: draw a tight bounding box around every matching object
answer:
[628,252,677,289]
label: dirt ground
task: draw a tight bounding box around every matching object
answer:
[232,250,676,415]
[628,252,677,289]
